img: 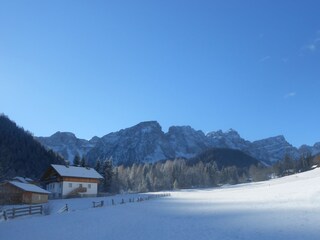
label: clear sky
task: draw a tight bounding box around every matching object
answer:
[0,0,319,147]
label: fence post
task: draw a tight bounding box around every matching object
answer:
[12,208,15,218]
[29,206,32,215]
[3,211,7,221]
[101,201,104,207]
[112,199,114,205]
[66,204,68,212]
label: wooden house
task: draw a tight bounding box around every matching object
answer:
[41,164,103,198]
[0,181,50,204]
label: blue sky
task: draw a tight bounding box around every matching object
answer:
[0,0,319,147]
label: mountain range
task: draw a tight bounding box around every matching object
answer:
[36,121,320,166]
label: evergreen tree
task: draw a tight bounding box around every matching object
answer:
[80,156,86,167]
[94,159,102,173]
[102,159,113,192]
[73,155,81,166]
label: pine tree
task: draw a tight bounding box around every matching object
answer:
[73,155,81,166]
[94,159,102,173]
[102,159,113,192]
[80,156,86,167]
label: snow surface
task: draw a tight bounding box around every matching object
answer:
[1,168,320,240]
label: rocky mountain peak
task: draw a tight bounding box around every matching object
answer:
[51,131,77,139]
[206,129,241,140]
[252,135,299,164]
[36,121,320,166]
[253,135,290,147]
[134,121,162,130]
[166,126,208,158]
[299,142,320,156]
[168,125,205,136]
[117,121,163,136]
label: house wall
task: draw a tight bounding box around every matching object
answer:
[43,173,100,198]
[46,182,62,198]
[0,183,23,204]
[62,181,98,197]
[62,177,100,183]
[0,183,48,204]
[22,192,48,204]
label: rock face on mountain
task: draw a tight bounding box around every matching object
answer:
[299,142,320,157]
[36,132,95,162]
[86,121,174,165]
[166,126,209,159]
[36,121,320,166]
[251,136,300,164]
[207,129,251,150]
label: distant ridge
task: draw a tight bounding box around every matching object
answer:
[188,148,260,169]
[36,121,320,166]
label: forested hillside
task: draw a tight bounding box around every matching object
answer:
[0,114,65,180]
[188,148,260,169]
[98,153,258,193]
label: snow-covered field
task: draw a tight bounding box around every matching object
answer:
[1,168,320,240]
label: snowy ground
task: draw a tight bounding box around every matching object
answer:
[1,168,320,240]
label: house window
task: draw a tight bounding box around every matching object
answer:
[88,184,91,189]
[69,183,72,188]
[79,184,83,188]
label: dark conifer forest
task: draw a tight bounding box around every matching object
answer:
[0,114,65,180]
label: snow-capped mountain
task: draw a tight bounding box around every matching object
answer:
[299,142,320,157]
[166,126,209,159]
[36,132,96,162]
[206,131,305,164]
[85,121,174,165]
[207,129,252,151]
[36,122,320,165]
[251,135,300,164]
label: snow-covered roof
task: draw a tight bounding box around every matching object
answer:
[51,164,103,179]
[9,181,50,194]
[12,176,34,184]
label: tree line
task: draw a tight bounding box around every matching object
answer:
[92,153,319,194]
[94,158,253,193]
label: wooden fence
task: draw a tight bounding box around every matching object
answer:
[92,201,104,208]
[111,193,171,205]
[0,193,171,220]
[57,204,69,213]
[1,205,43,220]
